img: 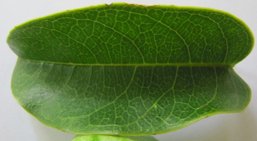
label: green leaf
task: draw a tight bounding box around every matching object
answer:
[72,135,157,141]
[12,58,250,135]
[8,3,253,65]
[8,3,253,135]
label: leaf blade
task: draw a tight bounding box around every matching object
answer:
[12,58,251,135]
[7,4,254,65]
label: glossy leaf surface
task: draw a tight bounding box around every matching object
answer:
[8,4,253,65]
[8,3,253,135]
[12,58,250,135]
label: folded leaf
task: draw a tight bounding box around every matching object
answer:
[8,3,254,136]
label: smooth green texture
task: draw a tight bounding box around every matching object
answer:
[72,135,157,141]
[8,4,253,65]
[8,3,253,135]
[12,58,250,135]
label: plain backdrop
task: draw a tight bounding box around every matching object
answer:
[0,0,256,141]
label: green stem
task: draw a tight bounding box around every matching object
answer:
[72,135,158,141]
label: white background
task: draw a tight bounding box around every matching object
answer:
[0,0,256,141]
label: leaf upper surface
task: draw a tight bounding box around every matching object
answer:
[12,58,250,135]
[8,3,253,135]
[8,3,254,65]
